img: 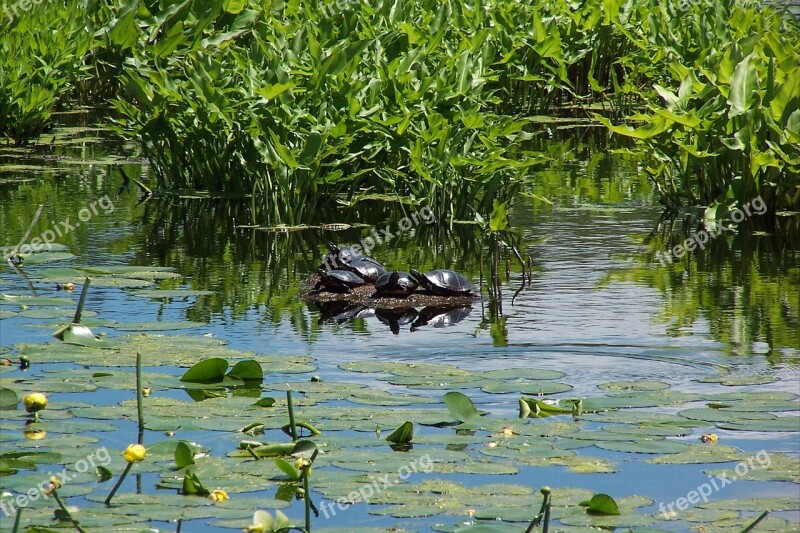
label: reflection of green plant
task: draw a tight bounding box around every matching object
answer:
[598,218,800,357]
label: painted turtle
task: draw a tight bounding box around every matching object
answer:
[409,269,474,296]
[313,268,365,293]
[319,242,360,270]
[341,258,387,283]
[372,271,419,298]
[410,305,472,332]
[376,307,419,335]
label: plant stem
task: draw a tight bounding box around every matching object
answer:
[740,510,769,533]
[286,386,298,441]
[51,488,87,533]
[73,277,91,324]
[11,506,21,533]
[104,462,133,505]
[135,350,144,444]
[303,469,312,532]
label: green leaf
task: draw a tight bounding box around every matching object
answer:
[274,457,301,481]
[96,466,113,482]
[728,55,759,118]
[580,493,622,515]
[444,391,480,422]
[227,360,263,381]
[290,439,319,460]
[258,82,295,100]
[252,397,276,407]
[181,469,209,496]
[488,200,508,233]
[0,388,18,410]
[180,358,229,382]
[174,441,196,469]
[385,421,414,444]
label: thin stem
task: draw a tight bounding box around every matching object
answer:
[740,510,769,533]
[286,387,298,441]
[73,277,91,324]
[303,472,311,532]
[135,351,144,444]
[11,506,21,533]
[104,462,134,505]
[51,488,87,533]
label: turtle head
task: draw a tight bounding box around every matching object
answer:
[327,242,340,254]
[409,269,425,283]
[388,270,400,286]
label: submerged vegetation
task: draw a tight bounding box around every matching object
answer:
[2,0,798,222]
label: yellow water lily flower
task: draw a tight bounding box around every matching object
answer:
[23,393,47,413]
[209,489,229,502]
[294,457,312,477]
[123,444,146,463]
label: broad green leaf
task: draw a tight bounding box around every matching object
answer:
[386,421,414,444]
[174,441,196,469]
[180,358,229,382]
[581,493,621,515]
[444,392,480,422]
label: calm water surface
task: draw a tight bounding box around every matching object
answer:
[1,120,798,532]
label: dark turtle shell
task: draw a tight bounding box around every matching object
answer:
[314,269,365,293]
[373,271,419,298]
[409,269,473,296]
[342,258,387,283]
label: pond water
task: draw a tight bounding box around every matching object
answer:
[1,117,798,532]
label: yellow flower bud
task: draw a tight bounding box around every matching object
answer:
[209,489,229,502]
[123,444,147,463]
[49,475,62,489]
[23,393,47,414]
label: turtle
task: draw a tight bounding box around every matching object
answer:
[410,305,472,332]
[319,242,360,270]
[409,269,474,296]
[372,271,419,298]
[341,258,387,283]
[313,268,365,293]
[376,307,419,335]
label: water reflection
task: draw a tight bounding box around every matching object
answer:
[598,211,800,359]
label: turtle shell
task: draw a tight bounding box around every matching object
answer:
[373,271,419,298]
[315,269,365,293]
[409,269,473,296]
[342,258,387,283]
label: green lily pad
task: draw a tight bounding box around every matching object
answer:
[599,380,670,391]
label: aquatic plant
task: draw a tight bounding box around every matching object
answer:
[597,0,800,214]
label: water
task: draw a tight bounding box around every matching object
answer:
[1,118,798,532]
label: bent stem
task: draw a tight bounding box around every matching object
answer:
[51,488,87,533]
[104,462,134,505]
